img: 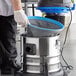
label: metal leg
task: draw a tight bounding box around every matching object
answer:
[32,4,35,16]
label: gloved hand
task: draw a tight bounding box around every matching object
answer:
[14,9,29,27]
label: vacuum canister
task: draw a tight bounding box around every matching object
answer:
[20,16,64,76]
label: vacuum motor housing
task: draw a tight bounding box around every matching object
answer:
[38,0,73,7]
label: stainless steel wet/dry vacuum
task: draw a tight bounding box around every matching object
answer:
[18,0,74,76]
[20,16,65,76]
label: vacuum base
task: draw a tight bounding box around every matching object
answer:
[15,69,68,76]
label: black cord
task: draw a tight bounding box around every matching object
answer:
[60,7,73,70]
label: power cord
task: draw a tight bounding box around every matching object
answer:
[60,7,73,70]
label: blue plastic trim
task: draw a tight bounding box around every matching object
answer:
[36,7,69,13]
[36,4,76,13]
[28,16,64,31]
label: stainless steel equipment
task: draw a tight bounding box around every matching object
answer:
[19,0,74,76]
[19,15,65,76]
[20,34,64,76]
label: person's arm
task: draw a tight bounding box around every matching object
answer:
[11,0,28,26]
[11,0,22,10]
